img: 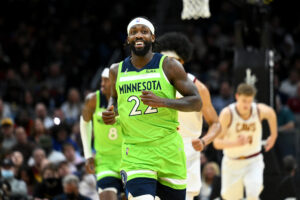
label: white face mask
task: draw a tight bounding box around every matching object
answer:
[1,169,14,179]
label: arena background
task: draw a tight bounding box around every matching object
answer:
[0,0,299,199]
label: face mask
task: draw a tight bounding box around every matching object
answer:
[1,169,14,179]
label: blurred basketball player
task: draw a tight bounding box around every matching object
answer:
[155,32,221,200]
[213,83,278,200]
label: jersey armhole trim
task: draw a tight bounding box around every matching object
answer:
[228,108,233,128]
[160,55,171,84]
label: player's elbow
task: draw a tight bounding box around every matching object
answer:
[194,96,202,112]
[213,140,223,150]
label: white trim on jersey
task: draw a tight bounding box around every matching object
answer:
[96,170,119,179]
[159,177,187,185]
[119,73,160,82]
[127,170,157,176]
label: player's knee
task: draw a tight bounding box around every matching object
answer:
[128,193,155,200]
[99,190,118,200]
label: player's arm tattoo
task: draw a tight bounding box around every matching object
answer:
[162,57,202,112]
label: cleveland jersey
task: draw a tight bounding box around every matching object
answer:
[177,73,203,138]
[115,53,179,144]
[224,102,262,158]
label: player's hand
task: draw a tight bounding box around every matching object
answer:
[264,136,276,152]
[192,138,205,151]
[102,105,116,125]
[85,157,95,174]
[237,135,251,146]
[140,91,164,107]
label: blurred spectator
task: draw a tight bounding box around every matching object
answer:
[51,123,79,152]
[0,118,16,152]
[0,158,27,199]
[35,102,54,130]
[276,96,295,132]
[79,174,99,200]
[58,161,72,178]
[10,151,24,176]
[287,82,300,113]
[70,122,83,153]
[54,174,91,200]
[33,163,63,199]
[29,148,47,183]
[12,126,35,162]
[62,143,84,174]
[30,118,47,144]
[277,155,300,200]
[14,109,35,136]
[44,62,66,107]
[212,81,234,114]
[18,166,36,196]
[279,69,299,98]
[61,88,82,125]
[28,135,66,165]
[199,162,220,200]
[21,90,36,118]
[53,108,66,125]
[0,97,13,120]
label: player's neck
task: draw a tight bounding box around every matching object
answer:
[236,106,252,120]
[131,52,154,69]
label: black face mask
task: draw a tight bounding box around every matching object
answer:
[129,40,152,56]
[44,178,58,187]
[66,193,78,200]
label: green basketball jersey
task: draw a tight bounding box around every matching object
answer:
[93,91,123,156]
[116,53,179,144]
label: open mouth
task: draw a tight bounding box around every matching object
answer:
[135,41,145,48]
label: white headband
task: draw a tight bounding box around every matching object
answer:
[101,68,109,78]
[127,17,155,35]
[161,51,181,61]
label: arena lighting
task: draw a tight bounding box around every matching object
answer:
[53,117,61,125]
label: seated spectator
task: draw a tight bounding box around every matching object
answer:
[29,148,47,183]
[35,102,54,130]
[79,174,99,200]
[61,88,82,125]
[33,163,63,199]
[0,158,27,199]
[62,143,84,174]
[29,118,48,144]
[276,96,295,132]
[12,126,35,162]
[277,155,300,200]
[212,81,234,114]
[18,165,36,196]
[58,161,72,179]
[51,123,79,152]
[0,98,13,120]
[28,135,66,166]
[287,82,300,113]
[53,174,91,200]
[0,118,16,152]
[279,69,299,98]
[199,162,220,200]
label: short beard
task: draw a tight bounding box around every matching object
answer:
[129,41,152,56]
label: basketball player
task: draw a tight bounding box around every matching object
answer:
[213,83,278,200]
[155,32,221,200]
[80,68,124,200]
[102,17,202,200]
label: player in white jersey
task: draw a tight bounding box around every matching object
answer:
[155,32,221,200]
[213,83,278,200]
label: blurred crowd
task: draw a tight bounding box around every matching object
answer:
[0,0,300,199]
